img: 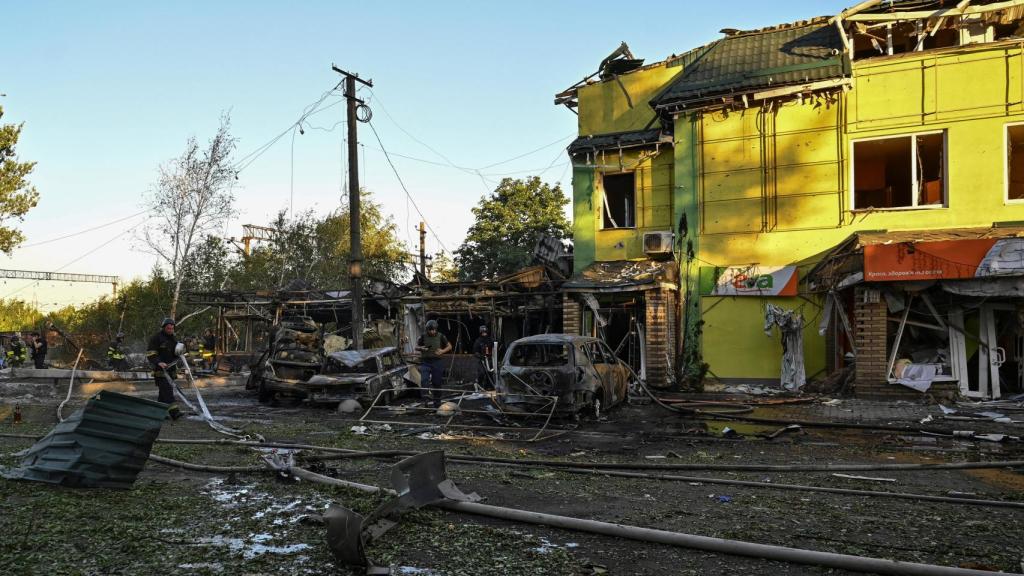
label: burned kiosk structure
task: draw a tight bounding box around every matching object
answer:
[186,284,405,403]
[809,226,1024,400]
[401,265,566,385]
[560,260,679,390]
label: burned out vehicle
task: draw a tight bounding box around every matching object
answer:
[248,314,408,405]
[303,347,408,404]
[496,334,630,418]
[250,315,322,403]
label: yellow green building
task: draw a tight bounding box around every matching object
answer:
[558,1,1024,398]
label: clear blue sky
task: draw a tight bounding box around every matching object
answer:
[1,0,848,309]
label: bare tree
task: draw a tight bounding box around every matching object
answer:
[142,116,236,318]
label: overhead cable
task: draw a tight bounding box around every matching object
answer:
[366,120,449,254]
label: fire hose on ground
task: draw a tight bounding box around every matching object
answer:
[150,449,1022,576]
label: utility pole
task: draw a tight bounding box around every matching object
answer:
[419,222,427,278]
[332,65,373,349]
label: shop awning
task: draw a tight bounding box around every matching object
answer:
[808,225,1024,292]
[563,260,678,293]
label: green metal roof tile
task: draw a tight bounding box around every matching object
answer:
[652,21,848,109]
[2,390,167,489]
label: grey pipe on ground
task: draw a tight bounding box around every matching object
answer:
[287,464,1019,576]
[148,438,1024,474]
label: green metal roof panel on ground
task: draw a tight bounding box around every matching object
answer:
[652,20,848,110]
[2,390,167,489]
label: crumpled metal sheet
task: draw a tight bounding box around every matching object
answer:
[1,390,167,488]
[324,451,480,573]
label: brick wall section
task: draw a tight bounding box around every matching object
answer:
[645,289,676,389]
[853,286,889,396]
[852,286,937,400]
[562,294,580,336]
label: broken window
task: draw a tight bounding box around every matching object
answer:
[601,172,635,228]
[1007,124,1024,201]
[853,132,944,210]
[509,343,571,367]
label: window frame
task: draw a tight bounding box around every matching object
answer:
[849,130,948,212]
[599,170,637,230]
[1004,121,1024,204]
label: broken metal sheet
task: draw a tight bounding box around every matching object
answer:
[941,278,1024,297]
[328,347,399,368]
[323,451,480,572]
[2,390,167,488]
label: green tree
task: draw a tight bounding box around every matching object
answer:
[429,251,459,283]
[455,176,570,280]
[0,106,40,253]
[0,298,43,331]
[230,190,407,290]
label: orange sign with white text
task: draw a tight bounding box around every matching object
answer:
[863,238,1024,281]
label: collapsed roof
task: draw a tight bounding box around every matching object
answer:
[652,18,848,112]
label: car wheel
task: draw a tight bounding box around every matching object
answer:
[584,391,603,421]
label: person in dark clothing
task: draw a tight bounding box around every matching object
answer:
[29,332,47,369]
[146,318,182,419]
[416,319,451,407]
[472,325,494,390]
[108,332,129,371]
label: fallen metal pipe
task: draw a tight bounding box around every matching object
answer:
[300,452,1024,510]
[146,448,1024,510]
[148,453,264,473]
[539,465,1024,510]
[151,438,1024,473]
[290,464,1015,576]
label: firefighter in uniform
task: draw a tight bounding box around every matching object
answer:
[199,328,217,371]
[146,318,182,419]
[6,333,28,367]
[108,332,129,371]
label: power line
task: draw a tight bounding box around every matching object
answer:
[366,119,449,254]
[365,87,574,179]
[1,218,148,300]
[17,209,150,249]
[232,84,344,176]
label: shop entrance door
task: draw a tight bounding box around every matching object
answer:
[980,304,1022,400]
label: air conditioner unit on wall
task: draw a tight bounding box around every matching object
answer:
[643,231,675,258]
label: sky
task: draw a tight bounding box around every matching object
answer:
[1,0,849,311]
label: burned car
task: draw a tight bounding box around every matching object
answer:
[302,347,409,404]
[496,335,630,418]
[249,318,408,406]
[250,315,322,403]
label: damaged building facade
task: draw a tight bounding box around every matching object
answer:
[559,0,1024,398]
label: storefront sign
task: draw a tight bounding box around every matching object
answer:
[702,265,799,297]
[863,238,1024,282]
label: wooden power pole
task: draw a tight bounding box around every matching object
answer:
[419,221,427,278]
[332,65,373,349]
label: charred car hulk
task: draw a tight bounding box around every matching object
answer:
[496,335,630,418]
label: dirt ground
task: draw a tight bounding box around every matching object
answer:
[1,377,1023,576]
